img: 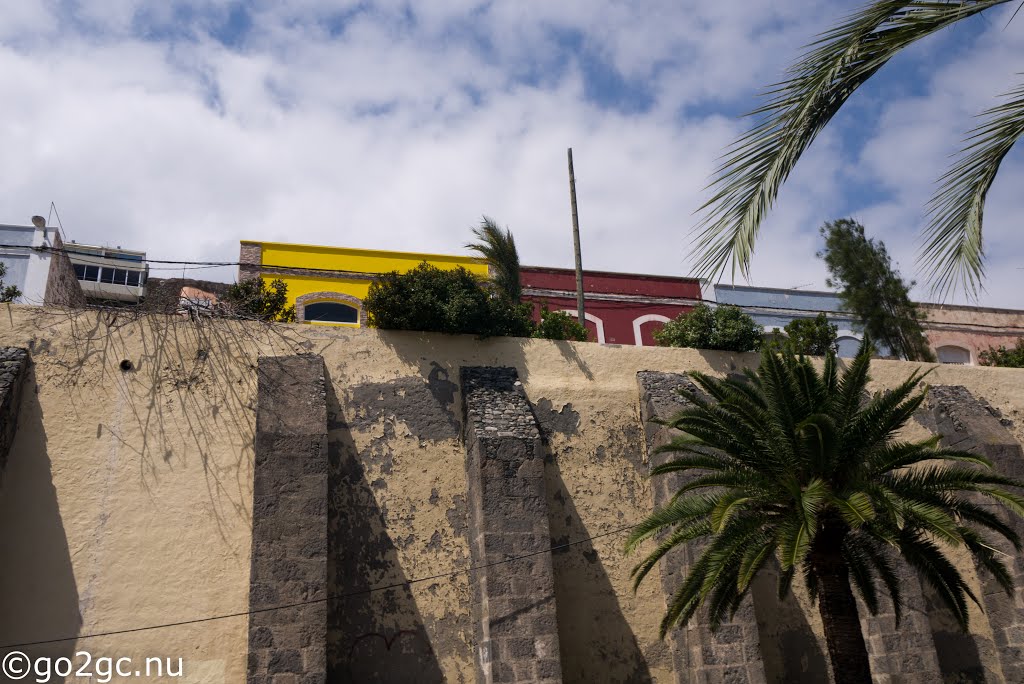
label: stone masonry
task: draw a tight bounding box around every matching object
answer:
[44,232,86,308]
[247,355,329,684]
[239,242,263,281]
[637,371,767,684]
[461,367,563,684]
[927,385,1024,683]
[858,563,942,684]
[0,348,29,486]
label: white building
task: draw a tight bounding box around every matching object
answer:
[65,242,149,303]
[0,216,77,305]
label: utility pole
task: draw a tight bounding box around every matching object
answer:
[567,148,585,328]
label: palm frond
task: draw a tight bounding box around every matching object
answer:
[692,0,1010,282]
[923,79,1024,300]
[465,216,522,301]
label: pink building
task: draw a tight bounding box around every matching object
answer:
[920,303,1024,365]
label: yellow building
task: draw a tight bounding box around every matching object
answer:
[239,240,489,326]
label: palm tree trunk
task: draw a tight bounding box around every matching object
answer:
[810,524,872,684]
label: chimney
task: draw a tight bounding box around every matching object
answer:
[31,216,46,228]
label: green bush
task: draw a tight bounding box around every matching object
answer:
[364,262,533,338]
[654,303,762,352]
[0,263,21,302]
[780,313,838,356]
[979,339,1024,368]
[532,307,588,342]
[223,277,295,322]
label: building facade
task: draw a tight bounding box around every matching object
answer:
[520,266,703,345]
[710,284,870,357]
[65,242,149,303]
[920,303,1024,365]
[0,217,84,308]
[238,240,490,326]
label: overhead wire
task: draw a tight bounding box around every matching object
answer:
[0,522,637,649]
[3,242,1024,331]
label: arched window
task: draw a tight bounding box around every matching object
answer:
[937,345,971,365]
[836,336,861,358]
[304,301,359,324]
[632,314,671,346]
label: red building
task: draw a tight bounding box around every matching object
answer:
[520,266,703,345]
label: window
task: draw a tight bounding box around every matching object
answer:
[75,265,99,282]
[937,346,971,365]
[304,301,358,324]
[125,270,141,287]
[99,268,116,284]
[837,336,861,358]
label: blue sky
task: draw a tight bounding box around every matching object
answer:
[2,1,1022,306]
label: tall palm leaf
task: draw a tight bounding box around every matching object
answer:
[627,338,1024,684]
[466,216,522,302]
[693,0,1017,297]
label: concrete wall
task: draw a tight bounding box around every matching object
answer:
[0,305,1022,683]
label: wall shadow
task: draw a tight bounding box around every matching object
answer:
[749,559,831,684]
[544,456,653,683]
[324,376,446,683]
[373,329,594,386]
[0,367,81,682]
[922,580,993,684]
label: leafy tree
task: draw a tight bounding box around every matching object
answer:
[223,277,295,322]
[654,303,762,353]
[782,313,839,356]
[979,338,1024,368]
[532,306,588,342]
[466,216,522,302]
[627,339,1024,684]
[819,219,934,362]
[364,262,533,338]
[0,263,21,302]
[693,0,1017,298]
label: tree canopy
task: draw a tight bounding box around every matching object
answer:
[0,263,21,303]
[364,262,533,338]
[693,0,1020,299]
[654,303,763,353]
[466,216,522,302]
[222,277,295,322]
[628,338,1024,684]
[979,338,1024,368]
[819,219,934,362]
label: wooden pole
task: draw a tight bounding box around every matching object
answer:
[567,148,586,329]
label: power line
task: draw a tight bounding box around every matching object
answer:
[0,522,637,650]
[4,242,1024,333]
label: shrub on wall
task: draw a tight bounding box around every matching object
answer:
[364,262,533,337]
[223,277,295,322]
[777,313,839,356]
[654,303,762,352]
[531,307,588,342]
[979,339,1024,368]
[0,263,21,302]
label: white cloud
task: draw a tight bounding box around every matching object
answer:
[1,0,1022,309]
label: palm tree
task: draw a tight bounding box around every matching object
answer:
[466,216,522,302]
[626,339,1024,684]
[693,0,1021,299]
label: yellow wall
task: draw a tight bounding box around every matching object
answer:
[246,241,489,325]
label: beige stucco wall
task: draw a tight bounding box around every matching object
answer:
[0,305,1022,683]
